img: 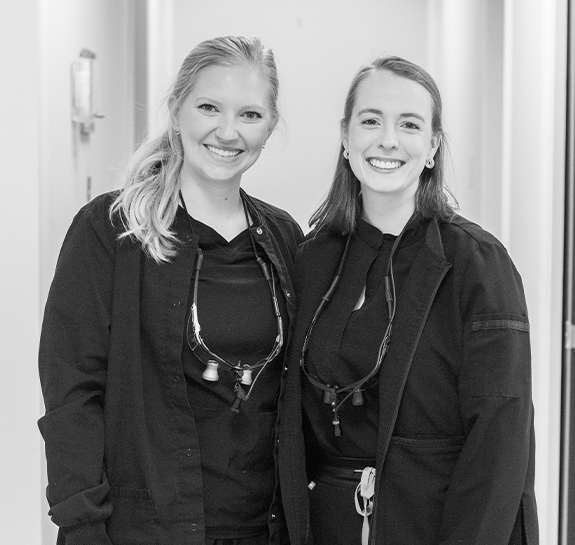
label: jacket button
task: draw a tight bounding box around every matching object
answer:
[191,523,198,531]
[286,291,292,299]
[173,300,181,307]
[256,227,263,235]
[174,375,181,383]
[186,448,192,457]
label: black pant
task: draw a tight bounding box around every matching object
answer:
[309,457,375,545]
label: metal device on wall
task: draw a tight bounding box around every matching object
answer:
[71,48,104,135]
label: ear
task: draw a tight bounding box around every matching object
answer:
[171,111,180,134]
[266,116,279,140]
[428,133,441,159]
[340,121,349,151]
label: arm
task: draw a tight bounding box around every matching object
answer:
[38,201,117,545]
[439,240,536,544]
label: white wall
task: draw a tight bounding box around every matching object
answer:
[40,0,136,298]
[427,0,506,234]
[0,1,43,543]
[502,1,567,542]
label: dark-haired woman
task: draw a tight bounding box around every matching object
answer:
[278,56,537,545]
[39,36,302,545]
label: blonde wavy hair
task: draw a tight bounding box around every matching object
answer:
[110,36,280,262]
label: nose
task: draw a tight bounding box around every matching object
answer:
[215,114,239,142]
[378,125,399,150]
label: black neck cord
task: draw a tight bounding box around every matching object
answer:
[300,228,403,436]
[179,190,284,412]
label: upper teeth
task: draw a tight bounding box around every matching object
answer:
[206,145,240,158]
[368,159,402,170]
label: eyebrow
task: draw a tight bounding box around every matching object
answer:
[357,108,426,123]
[195,97,266,110]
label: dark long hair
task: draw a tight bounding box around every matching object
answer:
[310,56,457,234]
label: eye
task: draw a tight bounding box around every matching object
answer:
[198,103,218,113]
[360,118,380,127]
[242,110,263,121]
[402,121,421,131]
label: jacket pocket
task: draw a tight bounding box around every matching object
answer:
[106,486,157,545]
[467,313,530,397]
[380,436,464,544]
[390,434,465,451]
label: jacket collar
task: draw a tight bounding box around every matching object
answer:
[355,213,429,251]
[240,188,264,228]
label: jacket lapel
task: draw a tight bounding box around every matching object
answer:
[369,219,451,544]
[376,219,451,462]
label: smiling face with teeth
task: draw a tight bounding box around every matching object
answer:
[176,63,275,190]
[341,69,439,215]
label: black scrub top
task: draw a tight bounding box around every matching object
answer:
[302,217,425,461]
[181,215,287,539]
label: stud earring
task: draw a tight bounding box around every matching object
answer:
[343,149,349,160]
[425,158,435,169]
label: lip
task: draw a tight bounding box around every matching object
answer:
[204,144,243,159]
[366,157,405,171]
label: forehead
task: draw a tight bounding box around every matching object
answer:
[353,69,434,118]
[188,63,271,106]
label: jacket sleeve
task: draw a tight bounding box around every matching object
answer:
[38,202,117,545]
[438,239,536,544]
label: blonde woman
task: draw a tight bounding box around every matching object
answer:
[39,36,302,545]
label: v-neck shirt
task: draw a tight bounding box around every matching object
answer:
[187,220,279,373]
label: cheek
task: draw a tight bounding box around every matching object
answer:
[179,113,204,139]
[245,126,270,148]
[348,138,370,172]
[348,156,367,184]
[405,138,430,159]
[347,128,367,151]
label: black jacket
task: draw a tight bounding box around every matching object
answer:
[278,216,538,545]
[38,190,303,545]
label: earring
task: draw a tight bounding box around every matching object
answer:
[425,158,435,169]
[343,149,349,160]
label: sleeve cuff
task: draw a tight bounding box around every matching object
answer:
[60,521,113,545]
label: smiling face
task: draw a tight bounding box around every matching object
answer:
[341,69,439,210]
[176,63,275,189]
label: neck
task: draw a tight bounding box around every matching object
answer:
[361,190,415,235]
[179,176,248,240]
